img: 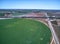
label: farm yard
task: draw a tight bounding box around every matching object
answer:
[0,18,51,44]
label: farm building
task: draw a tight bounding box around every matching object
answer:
[0,12,12,18]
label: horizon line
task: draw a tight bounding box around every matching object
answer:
[0,9,60,10]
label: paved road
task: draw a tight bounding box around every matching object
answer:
[45,13,59,44]
[0,18,12,20]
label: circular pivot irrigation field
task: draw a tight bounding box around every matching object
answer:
[0,18,51,44]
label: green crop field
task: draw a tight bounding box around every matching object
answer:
[0,18,51,44]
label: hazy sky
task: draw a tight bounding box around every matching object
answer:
[0,0,60,9]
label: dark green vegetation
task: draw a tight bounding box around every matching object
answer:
[0,18,51,44]
[0,13,4,16]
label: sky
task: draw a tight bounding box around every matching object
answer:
[0,0,60,9]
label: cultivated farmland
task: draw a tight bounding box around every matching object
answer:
[0,18,51,44]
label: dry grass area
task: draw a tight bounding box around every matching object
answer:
[27,12,49,26]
